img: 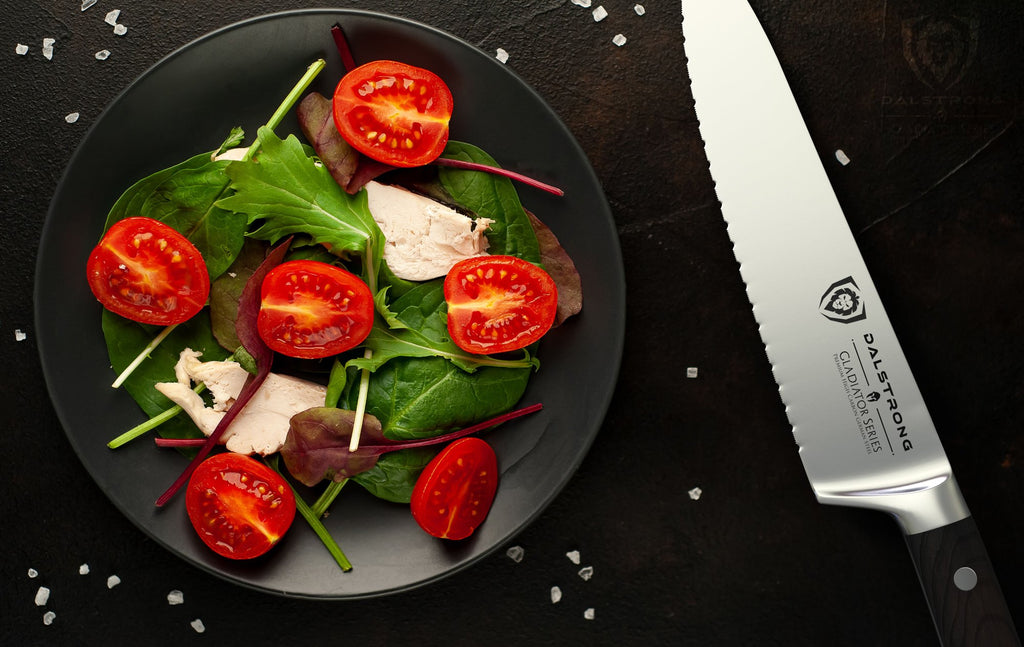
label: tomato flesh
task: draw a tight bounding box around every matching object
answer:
[257,260,374,359]
[443,256,558,355]
[410,437,499,540]
[86,216,210,325]
[185,452,296,560]
[332,60,454,167]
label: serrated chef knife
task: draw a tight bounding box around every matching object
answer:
[681,1,1020,644]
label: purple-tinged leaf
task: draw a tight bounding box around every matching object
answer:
[525,209,582,325]
[281,402,543,487]
[297,93,360,191]
[154,239,291,507]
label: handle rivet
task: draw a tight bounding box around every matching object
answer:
[953,566,978,592]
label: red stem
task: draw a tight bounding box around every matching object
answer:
[434,158,564,197]
[331,24,357,73]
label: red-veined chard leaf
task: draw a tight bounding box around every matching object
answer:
[154,238,289,507]
[281,403,542,487]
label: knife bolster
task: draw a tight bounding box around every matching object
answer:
[819,473,969,535]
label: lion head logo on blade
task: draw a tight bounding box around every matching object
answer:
[820,277,867,323]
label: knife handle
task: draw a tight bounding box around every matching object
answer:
[905,515,1020,646]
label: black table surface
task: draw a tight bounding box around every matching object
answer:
[3,1,1022,645]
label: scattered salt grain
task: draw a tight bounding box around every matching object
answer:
[584,607,596,620]
[566,549,581,565]
[688,486,703,500]
[550,586,562,603]
[65,112,80,124]
[634,4,646,15]
[495,48,509,64]
[16,43,29,55]
[114,24,128,36]
[571,0,592,7]
[35,586,50,606]
[167,590,185,605]
[78,563,90,575]
[506,545,525,563]
[43,611,57,626]
[95,50,111,60]
[578,565,594,581]
[612,34,627,47]
[15,329,27,341]
[42,38,55,60]
[28,568,39,578]
[686,366,699,378]
[592,6,608,21]
[190,618,206,634]
[82,0,98,10]
[106,574,121,589]
[105,9,121,26]
[835,149,851,166]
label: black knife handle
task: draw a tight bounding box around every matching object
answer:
[905,515,1020,646]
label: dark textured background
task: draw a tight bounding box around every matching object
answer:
[2,1,1021,645]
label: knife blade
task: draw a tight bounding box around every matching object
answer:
[680,1,1020,644]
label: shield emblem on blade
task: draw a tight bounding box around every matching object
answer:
[901,14,978,90]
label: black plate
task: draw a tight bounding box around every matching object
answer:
[35,9,624,599]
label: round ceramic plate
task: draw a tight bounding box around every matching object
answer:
[35,9,624,599]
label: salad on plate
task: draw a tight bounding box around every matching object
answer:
[84,26,582,569]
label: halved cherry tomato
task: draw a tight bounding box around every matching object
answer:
[410,437,499,540]
[86,216,210,325]
[257,260,374,359]
[443,255,558,355]
[185,452,296,560]
[332,60,454,168]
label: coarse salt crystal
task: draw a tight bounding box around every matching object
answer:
[167,590,184,605]
[578,565,594,581]
[634,4,646,15]
[15,43,29,55]
[35,586,50,606]
[28,568,39,578]
[688,486,703,500]
[571,0,592,7]
[495,48,509,64]
[835,149,851,165]
[43,611,57,625]
[190,619,206,634]
[15,329,27,341]
[79,563,90,575]
[106,574,121,589]
[105,9,121,26]
[114,24,128,36]
[42,38,55,60]
[82,0,98,10]
[95,50,111,60]
[65,113,80,124]
[506,545,525,563]
[566,549,581,564]
[584,607,596,620]
[550,586,562,603]
[593,6,608,21]
[612,34,627,47]
[686,366,699,378]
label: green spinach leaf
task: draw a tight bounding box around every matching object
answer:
[343,355,531,441]
[102,310,230,439]
[103,148,248,281]
[440,141,542,263]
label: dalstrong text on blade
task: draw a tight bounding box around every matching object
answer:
[832,333,915,457]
